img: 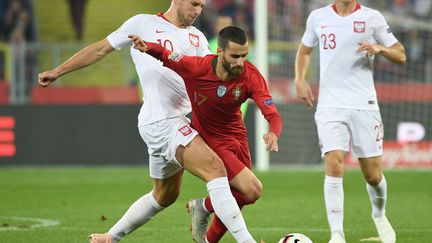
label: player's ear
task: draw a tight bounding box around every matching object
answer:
[217,47,223,56]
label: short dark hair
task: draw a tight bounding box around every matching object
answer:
[218,26,248,50]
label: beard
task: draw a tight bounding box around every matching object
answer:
[222,56,244,76]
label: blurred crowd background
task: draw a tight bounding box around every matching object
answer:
[1,0,431,99]
[0,0,431,166]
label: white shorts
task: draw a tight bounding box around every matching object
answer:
[314,108,384,158]
[138,116,198,179]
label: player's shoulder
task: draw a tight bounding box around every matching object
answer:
[358,5,387,24]
[126,14,159,23]
[309,4,331,17]
[244,61,263,78]
[359,5,384,18]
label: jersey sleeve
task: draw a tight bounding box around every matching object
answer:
[372,11,398,47]
[107,14,147,50]
[301,11,318,48]
[249,68,283,137]
[146,42,204,80]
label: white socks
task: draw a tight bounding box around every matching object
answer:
[106,178,254,243]
[324,175,344,234]
[367,174,387,218]
[206,177,254,243]
[108,191,164,242]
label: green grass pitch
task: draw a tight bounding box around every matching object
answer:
[0,167,431,242]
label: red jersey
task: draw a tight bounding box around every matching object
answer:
[146,42,283,150]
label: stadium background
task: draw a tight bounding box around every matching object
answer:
[0,0,431,168]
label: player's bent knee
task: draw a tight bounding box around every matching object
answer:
[325,153,345,176]
[365,173,382,186]
[155,191,179,207]
[243,181,263,203]
[153,187,180,207]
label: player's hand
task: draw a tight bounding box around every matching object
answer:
[38,70,59,87]
[295,80,314,109]
[263,131,279,152]
[357,41,382,57]
[128,34,148,52]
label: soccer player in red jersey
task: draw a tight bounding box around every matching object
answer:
[129,26,283,243]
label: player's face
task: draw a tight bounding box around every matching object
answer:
[177,0,205,26]
[221,42,249,76]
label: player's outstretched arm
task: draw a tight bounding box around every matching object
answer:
[294,43,315,109]
[38,39,115,87]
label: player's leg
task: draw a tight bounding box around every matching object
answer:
[315,109,350,243]
[90,118,186,243]
[351,110,395,243]
[203,149,263,213]
[204,167,262,243]
[359,156,395,243]
[189,144,260,243]
[324,150,346,243]
[176,128,255,242]
[107,171,183,242]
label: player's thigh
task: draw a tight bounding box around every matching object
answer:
[349,110,383,158]
[216,148,249,181]
[315,109,351,156]
[139,116,196,179]
[180,135,226,182]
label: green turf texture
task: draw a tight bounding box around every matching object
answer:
[0,167,431,242]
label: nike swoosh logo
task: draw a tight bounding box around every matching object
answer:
[320,25,329,29]
[155,30,165,33]
[233,212,240,219]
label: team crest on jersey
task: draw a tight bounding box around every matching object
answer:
[232,87,242,100]
[168,52,184,62]
[179,125,192,136]
[353,21,366,33]
[217,85,227,98]
[189,33,200,47]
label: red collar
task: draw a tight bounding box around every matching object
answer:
[156,12,173,24]
[331,2,361,14]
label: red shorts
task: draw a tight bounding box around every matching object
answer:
[213,140,251,180]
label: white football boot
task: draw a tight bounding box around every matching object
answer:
[186,198,210,243]
[373,215,396,243]
[328,231,346,243]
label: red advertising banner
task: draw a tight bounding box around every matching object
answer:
[346,141,432,168]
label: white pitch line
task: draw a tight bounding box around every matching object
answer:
[0,216,60,231]
[360,237,381,242]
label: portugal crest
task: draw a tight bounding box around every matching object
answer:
[217,86,227,98]
[232,87,242,100]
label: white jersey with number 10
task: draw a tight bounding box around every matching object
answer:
[107,13,210,126]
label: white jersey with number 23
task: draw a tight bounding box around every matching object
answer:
[302,4,398,111]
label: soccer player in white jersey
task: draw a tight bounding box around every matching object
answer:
[38,1,257,243]
[294,1,406,243]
